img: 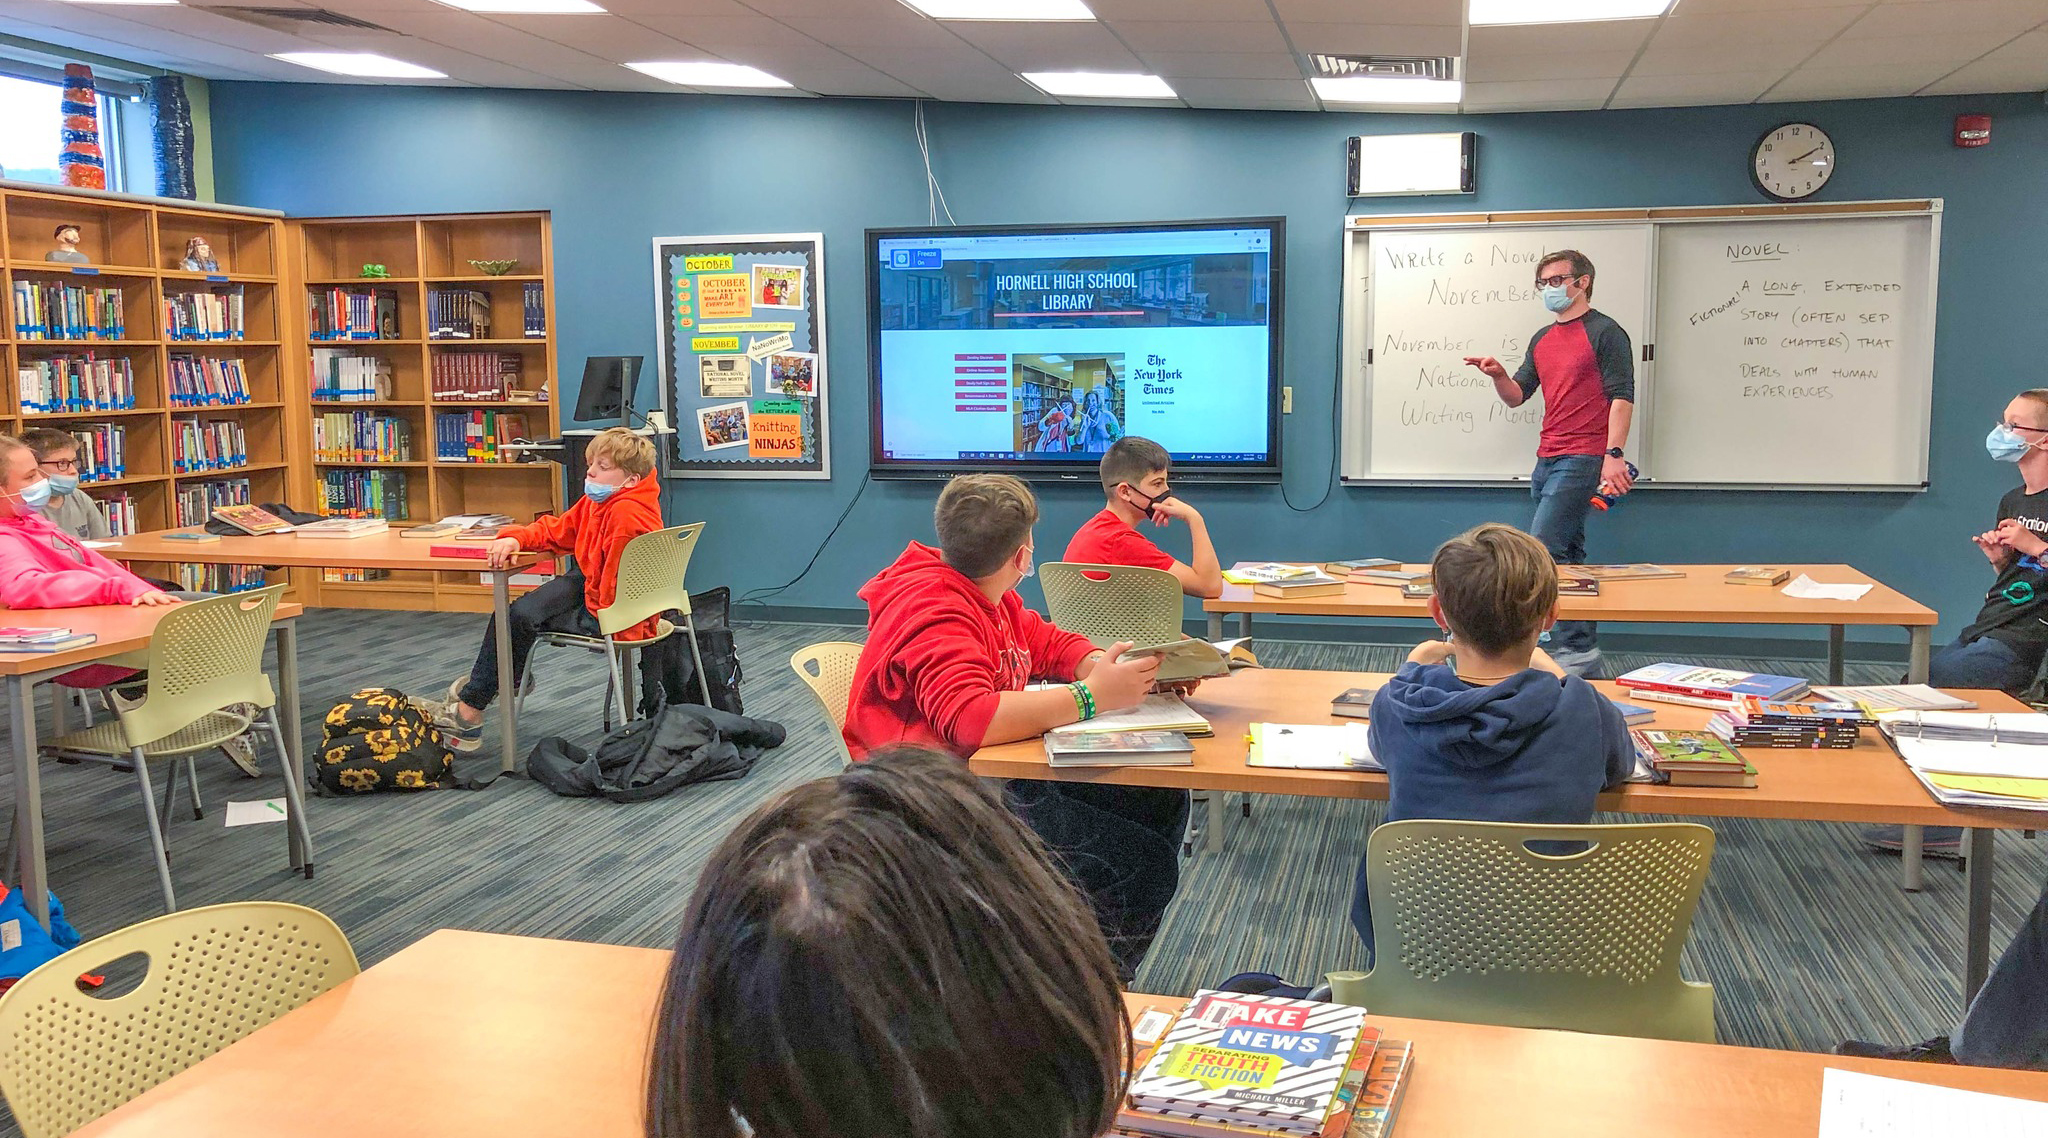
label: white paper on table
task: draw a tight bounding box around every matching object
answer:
[223,798,289,827]
[81,540,119,548]
[1818,1067,2048,1137]
[1782,574,1874,601]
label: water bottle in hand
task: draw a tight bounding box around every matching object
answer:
[1589,462,1640,512]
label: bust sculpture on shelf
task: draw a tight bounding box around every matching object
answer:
[45,224,90,264]
[180,236,220,272]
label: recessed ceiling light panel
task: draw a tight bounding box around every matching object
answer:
[271,52,448,79]
[1469,0,1673,25]
[432,0,606,11]
[898,0,1095,19]
[1311,76,1462,105]
[625,61,794,89]
[1022,71,1176,99]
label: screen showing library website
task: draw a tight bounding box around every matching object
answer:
[867,219,1283,480]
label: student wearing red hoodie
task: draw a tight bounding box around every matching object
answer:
[423,428,664,751]
[844,473,1183,981]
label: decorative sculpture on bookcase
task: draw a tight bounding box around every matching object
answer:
[57,64,106,191]
[149,74,197,200]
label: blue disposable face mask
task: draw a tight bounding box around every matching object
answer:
[8,478,51,512]
[1540,284,1575,313]
[584,478,618,502]
[45,473,79,496]
[1020,547,1036,580]
[1989,424,2032,463]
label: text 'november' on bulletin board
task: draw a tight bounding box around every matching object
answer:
[654,232,829,480]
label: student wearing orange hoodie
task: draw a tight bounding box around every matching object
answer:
[423,428,664,751]
[843,473,1182,981]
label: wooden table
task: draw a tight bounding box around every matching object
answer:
[97,529,544,773]
[970,668,2037,998]
[2,600,306,929]
[72,930,2048,1137]
[1205,563,1940,686]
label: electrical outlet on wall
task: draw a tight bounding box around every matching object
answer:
[1283,386,1293,414]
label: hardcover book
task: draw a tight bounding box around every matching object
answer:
[1616,663,1809,702]
[1128,991,1371,1137]
[210,503,292,535]
[1331,687,1376,720]
[1725,566,1791,587]
[1254,575,1347,599]
[1631,728,1748,772]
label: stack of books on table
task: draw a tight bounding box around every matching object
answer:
[1043,730,1194,768]
[292,517,389,540]
[1222,563,1347,599]
[1631,728,1758,788]
[1877,711,2048,812]
[1114,991,1412,1138]
[0,627,97,653]
[1810,684,1979,715]
[1708,696,1871,749]
[1615,663,1809,710]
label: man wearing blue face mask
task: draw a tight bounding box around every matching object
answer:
[1463,250,1636,678]
[21,427,110,540]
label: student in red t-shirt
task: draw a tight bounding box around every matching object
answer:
[843,473,1185,981]
[1063,436,1223,599]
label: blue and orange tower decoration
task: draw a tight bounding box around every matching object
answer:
[58,64,106,190]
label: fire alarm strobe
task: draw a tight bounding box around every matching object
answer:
[1956,114,1991,148]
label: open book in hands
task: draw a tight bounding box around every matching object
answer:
[1118,636,1259,683]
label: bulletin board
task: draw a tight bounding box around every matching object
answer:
[654,232,829,479]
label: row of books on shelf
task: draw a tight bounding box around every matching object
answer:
[1116,992,1410,1138]
[309,348,392,402]
[308,288,400,341]
[519,282,545,338]
[175,477,250,528]
[431,350,523,401]
[428,289,491,339]
[433,409,530,463]
[168,353,253,406]
[175,564,266,594]
[67,425,125,482]
[322,567,391,583]
[170,417,247,474]
[320,469,409,520]
[98,489,138,537]
[13,281,125,340]
[312,411,412,463]
[162,287,247,342]
[17,354,135,412]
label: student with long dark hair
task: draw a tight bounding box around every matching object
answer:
[645,746,1129,1138]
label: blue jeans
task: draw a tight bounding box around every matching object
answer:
[1529,454,1603,657]
[1955,873,2048,1069]
[1928,634,2042,696]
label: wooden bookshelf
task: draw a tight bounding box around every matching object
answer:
[285,212,561,610]
[0,181,298,598]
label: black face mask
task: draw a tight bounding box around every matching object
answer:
[1125,484,1173,520]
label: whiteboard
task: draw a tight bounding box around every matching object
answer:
[1648,216,1935,487]
[1338,202,1940,490]
[1343,224,1651,480]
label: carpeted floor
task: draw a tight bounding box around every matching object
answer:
[3,607,2039,1135]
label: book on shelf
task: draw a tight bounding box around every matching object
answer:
[1346,1041,1414,1138]
[1331,687,1376,719]
[321,469,409,521]
[1555,574,1600,597]
[1245,722,1380,772]
[1043,730,1195,768]
[18,352,136,412]
[1121,636,1258,683]
[322,567,392,584]
[0,632,98,653]
[175,477,251,528]
[1573,564,1685,580]
[522,282,546,338]
[293,517,389,540]
[65,425,126,482]
[434,409,531,463]
[1254,574,1346,599]
[1323,558,1400,574]
[1050,693,1211,737]
[170,417,247,473]
[1124,991,1373,1138]
[1222,563,1322,586]
[1725,566,1791,587]
[162,285,246,342]
[313,411,412,463]
[308,287,400,341]
[1809,684,1977,713]
[1707,712,1858,749]
[1615,663,1809,703]
[308,348,393,402]
[210,503,293,536]
[428,288,493,339]
[12,280,124,340]
[177,564,266,593]
[97,490,138,537]
[431,350,522,401]
[168,352,250,407]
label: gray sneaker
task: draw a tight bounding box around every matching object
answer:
[1548,646,1604,679]
[219,731,262,778]
[419,679,484,754]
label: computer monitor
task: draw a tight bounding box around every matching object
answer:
[574,355,643,425]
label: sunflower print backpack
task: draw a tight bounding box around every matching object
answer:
[317,687,453,794]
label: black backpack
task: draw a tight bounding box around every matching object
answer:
[635,586,744,718]
[316,687,454,794]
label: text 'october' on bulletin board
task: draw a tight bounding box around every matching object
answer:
[653,232,829,480]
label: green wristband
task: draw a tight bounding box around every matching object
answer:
[1070,681,1096,721]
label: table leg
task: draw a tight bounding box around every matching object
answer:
[1826,625,1845,686]
[494,572,519,775]
[1203,790,1225,855]
[1899,626,1935,892]
[1965,828,1995,1000]
[1238,613,1252,639]
[276,619,307,872]
[1207,613,1223,640]
[1900,825,1925,893]
[7,675,48,928]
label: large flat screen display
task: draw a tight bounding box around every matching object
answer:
[867,218,1283,481]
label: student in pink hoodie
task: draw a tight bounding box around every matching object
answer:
[0,435,176,609]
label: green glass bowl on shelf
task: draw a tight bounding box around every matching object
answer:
[468,259,520,276]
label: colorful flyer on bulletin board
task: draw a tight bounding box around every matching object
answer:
[654,232,828,479]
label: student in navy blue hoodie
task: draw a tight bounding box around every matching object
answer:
[1352,522,1635,960]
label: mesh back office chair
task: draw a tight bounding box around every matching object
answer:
[1327,819,1718,1043]
[790,641,864,764]
[1039,562,1183,647]
[0,901,358,1138]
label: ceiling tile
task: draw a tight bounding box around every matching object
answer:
[1458,77,1618,111]
[1655,0,1875,11]
[796,68,927,98]
[1135,52,1303,79]
[1918,58,2048,93]
[738,0,910,17]
[1465,49,1638,82]
[910,71,1058,103]
[1273,0,1462,23]
[1467,19,1657,56]
[1609,70,1783,105]
[1169,76,1317,109]
[1107,20,1290,53]
[1280,23,1464,56]
[1805,31,2014,66]
[1846,0,2048,37]
[1631,40,1829,74]
[779,15,967,49]
[1760,61,1953,99]
[1650,7,1868,45]
[1088,0,1277,18]
[588,0,757,11]
[944,21,1144,71]
[489,15,698,63]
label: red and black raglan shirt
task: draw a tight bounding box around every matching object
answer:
[1511,310,1636,458]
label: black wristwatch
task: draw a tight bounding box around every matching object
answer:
[1606,447,1625,459]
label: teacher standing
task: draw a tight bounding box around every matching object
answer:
[1464,249,1636,678]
